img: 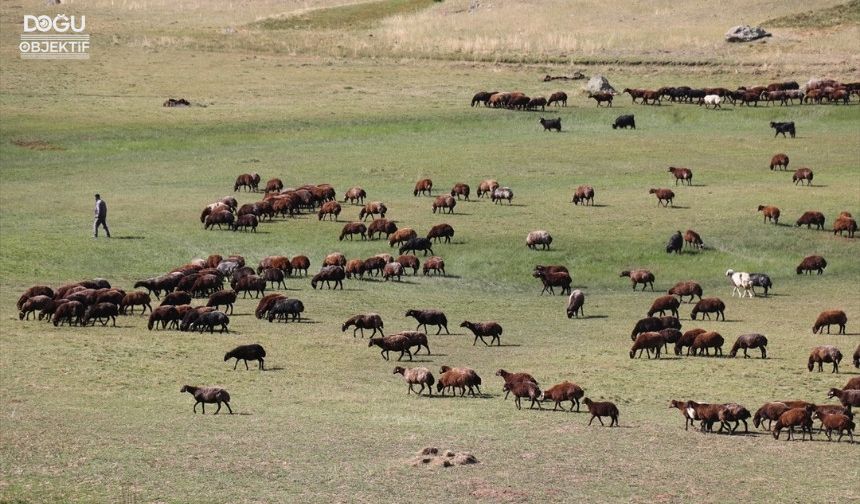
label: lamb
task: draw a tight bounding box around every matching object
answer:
[668,167,693,186]
[772,405,815,441]
[808,346,842,373]
[691,298,725,321]
[51,300,84,327]
[477,179,499,198]
[812,310,847,335]
[647,295,680,318]
[818,413,855,442]
[630,332,666,359]
[437,367,482,397]
[224,344,266,370]
[505,381,543,410]
[620,269,654,291]
[426,223,454,243]
[267,298,304,323]
[543,381,585,412]
[383,262,404,281]
[571,185,595,205]
[796,255,827,275]
[358,201,387,221]
[532,269,572,296]
[649,188,675,207]
[397,331,431,355]
[397,255,420,275]
[342,313,384,338]
[526,230,552,250]
[343,186,367,205]
[792,167,813,186]
[675,328,706,355]
[566,289,585,319]
[795,211,825,229]
[420,256,444,276]
[754,402,791,431]
[584,398,619,427]
[691,331,724,357]
[491,187,514,205]
[450,183,470,200]
[399,237,434,256]
[431,195,456,214]
[827,388,860,407]
[729,333,768,358]
[180,385,232,414]
[393,366,435,396]
[666,231,683,254]
[405,309,449,335]
[414,178,433,197]
[368,334,413,361]
[668,281,702,303]
[460,320,503,346]
[684,230,704,249]
[495,369,538,400]
[749,273,773,296]
[311,266,345,290]
[388,228,417,248]
[757,205,780,225]
[769,153,789,171]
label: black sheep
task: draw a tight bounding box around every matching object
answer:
[224,344,266,370]
[666,231,683,254]
[612,114,635,129]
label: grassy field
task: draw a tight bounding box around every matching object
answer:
[2,1,860,503]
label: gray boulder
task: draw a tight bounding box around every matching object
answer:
[725,25,772,43]
[583,75,616,95]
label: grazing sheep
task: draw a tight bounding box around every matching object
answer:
[691,298,725,321]
[51,300,84,327]
[254,293,285,319]
[260,268,287,290]
[82,303,119,327]
[729,333,768,358]
[389,228,417,248]
[725,269,754,298]
[311,266,345,290]
[393,366,435,396]
[691,331,724,357]
[427,223,454,243]
[368,334,413,361]
[343,186,366,205]
[827,388,860,408]
[147,305,180,330]
[399,237,434,256]
[543,381,584,412]
[668,167,693,186]
[397,255,420,275]
[526,230,552,250]
[630,332,666,359]
[527,97,547,111]
[813,310,847,334]
[684,230,704,249]
[491,187,514,205]
[180,385,232,414]
[267,298,304,323]
[495,369,538,400]
[754,402,791,431]
[317,201,342,221]
[383,262,404,281]
[809,346,842,373]
[796,255,827,275]
[160,291,192,307]
[566,289,585,319]
[118,291,152,316]
[358,201,387,221]
[842,376,860,391]
[460,320,503,346]
[675,328,706,356]
[342,313,384,338]
[795,211,825,229]
[204,211,235,230]
[505,381,543,410]
[684,401,724,432]
[287,256,309,276]
[367,219,397,240]
[647,295,680,318]
[437,367,483,397]
[414,178,433,197]
[18,295,54,320]
[571,185,595,205]
[612,114,635,129]
[666,231,683,254]
[234,275,266,299]
[769,153,789,171]
[548,91,568,107]
[649,188,675,207]
[422,256,445,276]
[205,289,237,315]
[748,273,773,297]
[193,311,230,333]
[406,309,449,335]
[792,168,813,186]
[362,256,386,277]
[17,285,53,310]
[224,344,266,370]
[818,413,855,442]
[265,178,283,193]
[630,317,665,340]
[532,269,572,296]
[588,92,613,107]
[584,398,619,427]
[477,179,499,198]
[232,214,258,232]
[345,259,365,279]
[323,252,346,268]
[833,215,858,238]
[757,205,781,225]
[772,405,815,441]
[620,269,654,291]
[450,183,470,200]
[668,281,702,302]
[339,222,367,242]
[432,195,456,214]
[178,306,215,332]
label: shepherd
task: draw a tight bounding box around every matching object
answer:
[93,193,110,238]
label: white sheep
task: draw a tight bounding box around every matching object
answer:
[726,269,754,298]
[393,366,435,396]
[526,230,553,250]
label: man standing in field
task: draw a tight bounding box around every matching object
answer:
[93,193,110,238]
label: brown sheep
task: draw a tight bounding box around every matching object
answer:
[495,369,537,400]
[691,331,724,357]
[432,195,456,214]
[18,295,54,320]
[206,289,237,315]
[571,185,595,206]
[543,381,584,412]
[383,262,403,281]
[120,291,152,315]
[547,91,567,107]
[311,266,345,290]
[254,293,285,319]
[317,201,342,221]
[620,269,654,291]
[827,388,860,408]
[180,385,232,415]
[437,366,482,397]
[684,229,704,249]
[323,253,346,267]
[51,300,84,327]
[505,381,543,410]
[769,153,789,171]
[234,172,260,192]
[235,275,266,298]
[388,228,417,248]
[818,413,855,442]
[363,256,386,277]
[397,255,419,275]
[204,211,234,230]
[718,403,752,434]
[367,219,397,240]
[753,402,791,431]
[342,313,384,338]
[427,223,454,244]
[649,188,675,207]
[842,376,860,391]
[265,178,283,193]
[393,366,435,396]
[691,298,725,321]
[460,320,502,346]
[359,201,387,221]
[792,167,813,186]
[339,222,367,241]
[414,178,433,197]
[728,333,768,358]
[17,285,54,310]
[476,179,499,198]
[345,259,365,279]
[405,309,449,335]
[668,167,693,186]
[668,281,703,303]
[647,295,680,318]
[854,343,859,368]
[257,255,292,275]
[368,334,412,361]
[584,398,619,426]
[669,399,696,430]
[450,183,470,200]
[675,328,706,356]
[833,215,857,238]
[532,269,571,296]
[160,291,191,307]
[812,309,847,334]
[343,186,366,205]
[290,256,310,276]
[684,401,724,432]
[630,332,666,359]
[422,256,446,276]
[796,255,827,275]
[795,211,825,230]
[772,405,815,441]
[757,205,780,225]
[808,345,842,373]
[588,92,613,107]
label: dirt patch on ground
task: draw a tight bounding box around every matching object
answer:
[466,478,528,502]
[11,139,64,151]
[408,447,478,468]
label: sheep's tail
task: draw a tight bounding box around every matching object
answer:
[426,374,435,387]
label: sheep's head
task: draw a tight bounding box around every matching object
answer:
[459,321,469,328]
[180,385,190,393]
[392,366,405,375]
[439,366,452,373]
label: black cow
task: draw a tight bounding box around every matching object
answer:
[612,115,636,130]
[539,117,562,132]
[770,121,795,138]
